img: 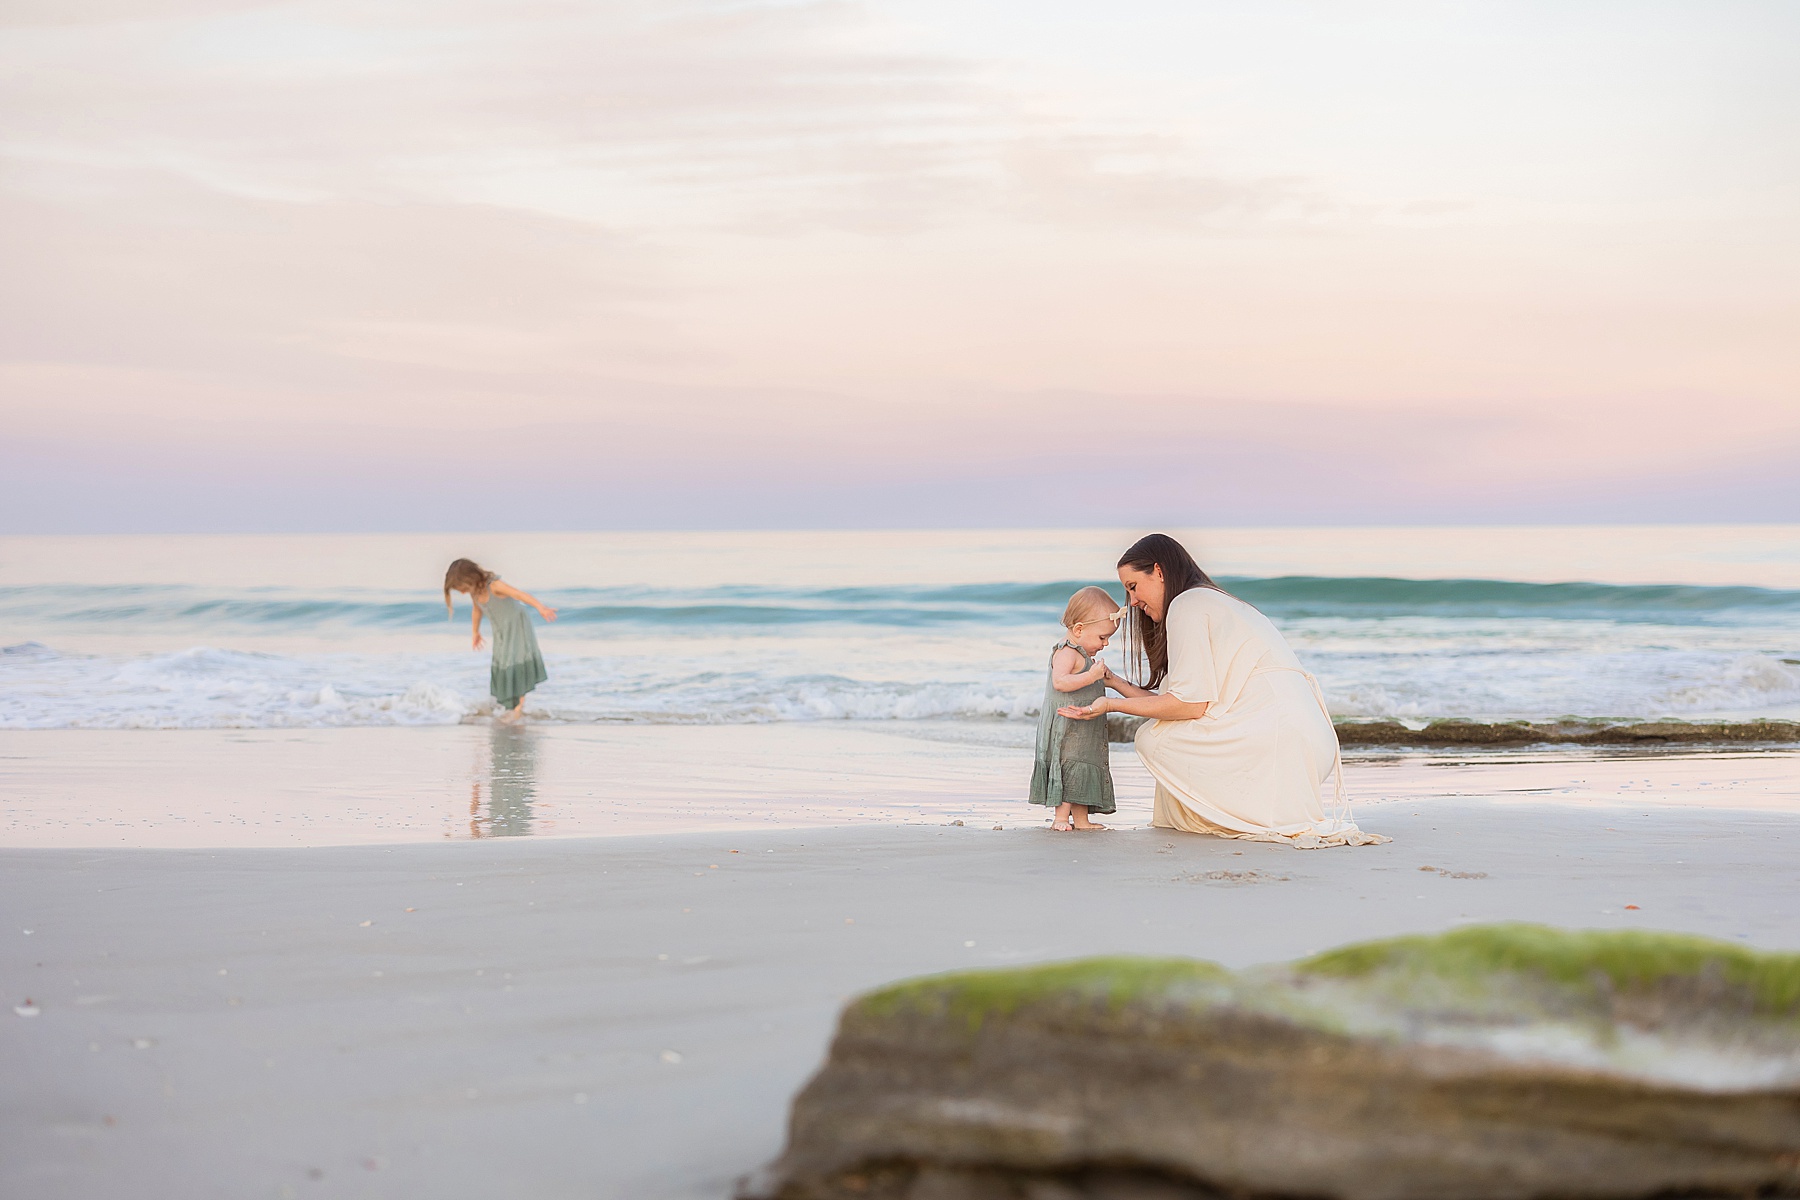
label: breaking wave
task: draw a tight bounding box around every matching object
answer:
[4,571,1796,731]
[4,576,1798,633]
[3,641,1796,732]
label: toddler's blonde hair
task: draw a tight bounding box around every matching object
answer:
[1061,585,1120,629]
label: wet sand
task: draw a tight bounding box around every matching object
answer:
[5,723,1800,847]
[4,744,1799,1200]
[0,723,1089,847]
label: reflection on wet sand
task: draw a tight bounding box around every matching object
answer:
[467,725,540,838]
[5,725,1799,849]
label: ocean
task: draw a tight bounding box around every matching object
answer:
[4,526,1798,732]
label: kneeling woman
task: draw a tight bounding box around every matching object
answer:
[1057,534,1386,847]
[443,558,557,723]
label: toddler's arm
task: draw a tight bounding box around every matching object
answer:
[1050,646,1107,693]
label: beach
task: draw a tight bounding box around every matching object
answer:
[4,525,1799,1196]
[5,741,1799,1199]
[9,0,1800,1189]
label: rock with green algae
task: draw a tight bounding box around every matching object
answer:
[738,926,1800,1200]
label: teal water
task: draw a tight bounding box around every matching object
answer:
[6,575,1800,630]
[3,527,1797,729]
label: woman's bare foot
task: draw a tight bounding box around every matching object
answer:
[1052,802,1074,831]
[1052,818,1072,831]
[1071,820,1108,831]
[498,706,525,725]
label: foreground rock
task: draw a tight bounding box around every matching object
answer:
[741,926,1800,1200]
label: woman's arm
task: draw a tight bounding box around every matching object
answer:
[1057,693,1210,721]
[1050,646,1106,693]
[491,580,558,621]
[470,601,485,650]
[1069,591,1213,720]
[1099,663,1152,698]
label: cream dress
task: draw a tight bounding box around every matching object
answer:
[1134,587,1389,848]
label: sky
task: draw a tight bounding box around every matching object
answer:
[2,0,1797,532]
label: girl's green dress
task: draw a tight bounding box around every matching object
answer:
[1028,641,1116,814]
[483,583,547,709]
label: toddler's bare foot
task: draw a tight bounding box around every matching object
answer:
[1071,821,1108,831]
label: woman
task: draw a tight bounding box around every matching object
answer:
[1059,534,1387,847]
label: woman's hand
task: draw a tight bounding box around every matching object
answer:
[1057,696,1112,720]
[537,605,558,622]
[472,633,486,650]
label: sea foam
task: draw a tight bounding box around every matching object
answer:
[3,572,1797,731]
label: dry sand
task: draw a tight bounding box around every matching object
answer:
[5,754,1800,1200]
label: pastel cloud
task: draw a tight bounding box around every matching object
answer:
[1,0,1796,531]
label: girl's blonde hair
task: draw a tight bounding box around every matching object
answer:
[1061,585,1120,629]
[444,558,496,615]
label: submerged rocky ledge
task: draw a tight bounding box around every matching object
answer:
[1104,715,1800,747]
[741,925,1800,1200]
[1334,717,1800,747]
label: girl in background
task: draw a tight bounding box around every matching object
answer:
[444,559,556,723]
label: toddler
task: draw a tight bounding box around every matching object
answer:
[1028,586,1124,830]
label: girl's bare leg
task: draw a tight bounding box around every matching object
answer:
[1052,802,1073,832]
[1070,804,1107,831]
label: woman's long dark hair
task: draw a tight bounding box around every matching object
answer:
[1116,533,1226,688]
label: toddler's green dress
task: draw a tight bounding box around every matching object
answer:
[483,583,547,709]
[1028,642,1116,814]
